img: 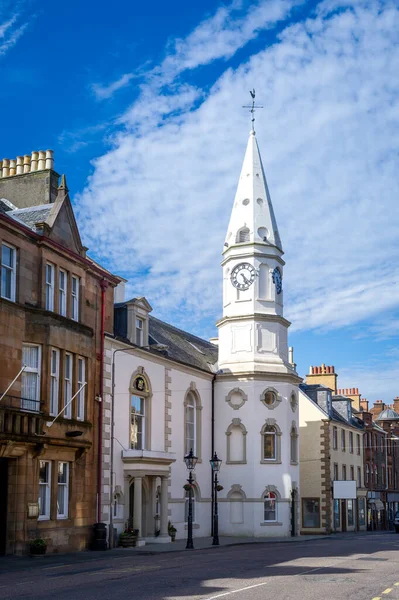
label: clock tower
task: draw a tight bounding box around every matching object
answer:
[214,122,301,539]
[217,127,293,375]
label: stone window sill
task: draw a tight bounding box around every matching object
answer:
[226,460,247,465]
[260,460,281,465]
[260,521,283,526]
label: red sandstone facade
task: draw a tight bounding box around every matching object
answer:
[0,157,120,554]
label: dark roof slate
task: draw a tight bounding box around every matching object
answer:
[148,316,218,372]
[7,205,52,230]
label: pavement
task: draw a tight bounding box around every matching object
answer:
[0,531,398,600]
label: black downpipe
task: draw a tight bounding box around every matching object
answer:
[211,375,215,536]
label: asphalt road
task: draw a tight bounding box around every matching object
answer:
[0,532,399,600]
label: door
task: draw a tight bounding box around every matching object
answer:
[341,500,347,532]
[0,459,8,555]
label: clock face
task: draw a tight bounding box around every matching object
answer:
[231,262,256,290]
[272,267,282,294]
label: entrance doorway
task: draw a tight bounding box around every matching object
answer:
[341,500,347,532]
[0,459,8,555]
[128,480,149,537]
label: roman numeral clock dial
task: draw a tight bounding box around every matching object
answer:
[230,262,256,290]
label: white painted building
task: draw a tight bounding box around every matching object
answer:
[101,127,301,544]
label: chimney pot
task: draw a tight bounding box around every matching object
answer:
[31,151,39,172]
[45,149,54,170]
[2,158,10,177]
[9,159,16,176]
[23,155,31,173]
[38,150,46,170]
[16,156,24,175]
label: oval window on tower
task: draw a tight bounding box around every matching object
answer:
[242,199,250,206]
[257,227,269,241]
[256,198,263,206]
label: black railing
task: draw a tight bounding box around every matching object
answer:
[0,394,41,413]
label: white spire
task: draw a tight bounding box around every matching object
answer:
[224,129,282,252]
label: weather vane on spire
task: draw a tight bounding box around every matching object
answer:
[242,89,263,131]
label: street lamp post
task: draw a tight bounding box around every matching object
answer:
[184,449,198,550]
[210,452,222,546]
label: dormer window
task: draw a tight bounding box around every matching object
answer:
[136,318,143,346]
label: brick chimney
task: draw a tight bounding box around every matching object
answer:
[306,364,337,393]
[336,387,361,411]
[393,397,399,413]
[370,400,385,419]
[360,398,369,412]
[360,411,373,426]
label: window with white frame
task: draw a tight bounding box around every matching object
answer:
[350,465,354,481]
[57,462,69,518]
[45,263,55,311]
[131,395,145,449]
[333,463,339,481]
[184,489,196,522]
[1,242,16,302]
[185,393,196,455]
[38,460,51,519]
[342,465,347,480]
[50,348,60,416]
[59,269,67,316]
[263,492,277,521]
[357,434,361,455]
[263,426,277,460]
[349,431,353,453]
[21,344,41,412]
[77,357,86,420]
[135,318,143,346]
[71,276,79,321]
[341,429,346,451]
[64,353,72,418]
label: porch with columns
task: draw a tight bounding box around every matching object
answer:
[122,449,175,545]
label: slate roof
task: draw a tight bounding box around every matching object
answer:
[7,204,52,230]
[375,408,399,421]
[113,303,218,373]
[149,316,218,372]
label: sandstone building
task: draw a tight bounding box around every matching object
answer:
[0,152,120,554]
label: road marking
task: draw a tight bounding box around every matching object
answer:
[372,597,381,600]
[42,564,69,570]
[382,590,392,595]
[206,582,268,599]
[394,583,399,587]
[16,582,34,586]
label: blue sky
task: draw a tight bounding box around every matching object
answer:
[1,0,399,403]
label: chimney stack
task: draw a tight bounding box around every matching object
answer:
[30,151,39,172]
[393,397,399,413]
[305,364,337,393]
[360,398,369,412]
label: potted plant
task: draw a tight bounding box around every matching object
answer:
[168,521,177,542]
[29,538,47,556]
[119,526,139,548]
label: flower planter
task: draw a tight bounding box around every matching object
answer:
[119,533,138,548]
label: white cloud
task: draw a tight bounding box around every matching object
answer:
[339,358,399,405]
[0,11,28,57]
[76,0,399,343]
[91,73,137,101]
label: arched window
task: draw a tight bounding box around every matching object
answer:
[130,371,151,450]
[226,419,247,464]
[263,426,276,460]
[184,385,202,458]
[290,424,298,464]
[263,492,277,522]
[185,392,196,454]
[227,485,246,524]
[261,419,282,463]
[237,227,250,243]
